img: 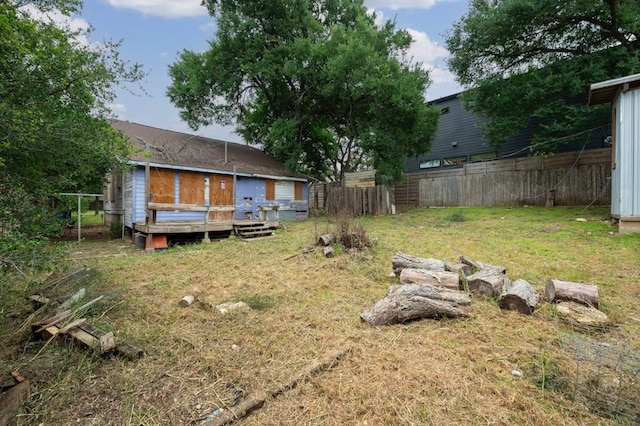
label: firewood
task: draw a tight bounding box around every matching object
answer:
[467,270,508,297]
[317,233,335,247]
[458,256,506,274]
[0,380,30,426]
[323,246,335,258]
[361,284,471,326]
[545,279,599,308]
[392,252,445,276]
[498,279,539,314]
[179,295,195,307]
[399,268,460,290]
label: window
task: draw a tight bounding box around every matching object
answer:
[419,159,441,169]
[443,156,467,166]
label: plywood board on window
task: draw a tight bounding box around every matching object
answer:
[179,171,204,205]
[265,179,275,201]
[210,173,233,205]
[295,181,303,200]
[150,168,175,204]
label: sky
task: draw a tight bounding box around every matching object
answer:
[73,0,470,143]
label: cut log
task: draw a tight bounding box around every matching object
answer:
[444,261,473,276]
[361,284,471,326]
[317,233,335,247]
[545,279,599,308]
[467,270,508,297]
[323,246,335,258]
[555,301,609,327]
[392,252,445,276]
[458,256,506,274]
[498,279,539,314]
[399,268,460,290]
[179,295,195,307]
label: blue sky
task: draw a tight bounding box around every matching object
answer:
[74,0,469,142]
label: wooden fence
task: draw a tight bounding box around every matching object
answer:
[394,148,612,207]
[309,183,392,216]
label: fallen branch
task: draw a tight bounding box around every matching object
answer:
[203,345,353,426]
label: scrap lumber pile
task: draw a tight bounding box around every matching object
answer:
[361,252,608,326]
[29,269,144,359]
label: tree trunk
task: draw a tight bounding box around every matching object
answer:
[399,268,460,290]
[458,256,506,274]
[467,270,508,297]
[444,260,473,276]
[317,233,335,247]
[498,279,539,314]
[545,279,599,308]
[323,246,335,258]
[392,252,445,276]
[361,284,471,326]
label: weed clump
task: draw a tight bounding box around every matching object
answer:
[444,210,467,222]
[335,211,373,250]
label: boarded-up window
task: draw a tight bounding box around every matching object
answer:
[210,174,233,205]
[275,181,294,200]
[149,168,175,204]
[265,179,275,200]
[294,182,303,200]
[179,171,205,205]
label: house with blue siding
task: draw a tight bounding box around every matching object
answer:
[103,120,309,248]
[405,93,610,174]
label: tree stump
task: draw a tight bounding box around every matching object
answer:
[392,252,445,276]
[545,279,599,308]
[467,270,508,297]
[498,279,539,314]
[360,284,471,326]
[399,268,460,290]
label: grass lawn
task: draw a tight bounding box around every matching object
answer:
[2,206,639,425]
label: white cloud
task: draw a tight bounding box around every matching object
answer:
[406,28,449,64]
[107,103,127,118]
[105,0,208,19]
[364,0,440,10]
[22,5,92,45]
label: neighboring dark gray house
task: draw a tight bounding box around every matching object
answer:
[405,93,611,174]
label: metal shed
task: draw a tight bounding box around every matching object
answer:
[589,73,640,233]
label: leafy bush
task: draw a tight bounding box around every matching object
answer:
[110,221,123,239]
[0,176,66,272]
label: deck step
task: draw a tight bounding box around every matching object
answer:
[233,221,278,239]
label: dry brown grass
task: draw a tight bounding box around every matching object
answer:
[3,206,640,425]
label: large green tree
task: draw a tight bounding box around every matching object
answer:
[0,0,143,270]
[446,0,640,149]
[167,0,439,184]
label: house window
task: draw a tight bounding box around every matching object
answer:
[150,168,176,204]
[419,159,441,169]
[275,181,295,200]
[470,152,497,162]
[443,156,467,166]
[441,107,450,114]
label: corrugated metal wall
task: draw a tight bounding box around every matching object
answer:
[617,89,640,217]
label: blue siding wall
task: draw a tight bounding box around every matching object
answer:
[235,176,258,219]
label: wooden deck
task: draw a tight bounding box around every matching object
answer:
[133,219,279,235]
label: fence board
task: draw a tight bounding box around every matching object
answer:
[400,148,612,208]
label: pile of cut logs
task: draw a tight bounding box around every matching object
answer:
[361,252,608,327]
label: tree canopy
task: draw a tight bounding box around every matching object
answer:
[446,0,640,149]
[167,0,439,184]
[0,0,143,270]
